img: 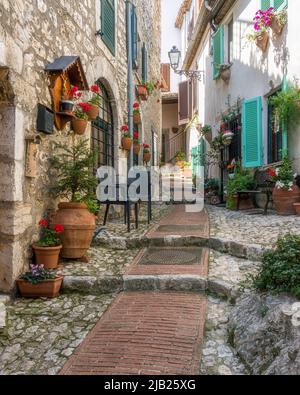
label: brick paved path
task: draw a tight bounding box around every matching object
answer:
[60,205,209,375]
[60,292,207,375]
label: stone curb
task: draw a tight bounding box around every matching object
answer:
[123,275,207,292]
[94,234,269,261]
[62,275,123,295]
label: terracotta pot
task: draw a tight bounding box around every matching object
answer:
[53,203,96,259]
[33,244,62,270]
[230,194,255,211]
[294,203,300,216]
[220,68,231,83]
[256,30,269,51]
[133,143,140,155]
[87,105,99,120]
[133,113,141,124]
[273,184,300,215]
[143,152,151,163]
[136,85,148,101]
[17,276,64,299]
[71,118,88,135]
[271,16,284,35]
[122,137,133,151]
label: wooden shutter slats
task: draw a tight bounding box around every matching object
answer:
[101,0,115,55]
[178,80,192,125]
[212,26,224,80]
[161,64,170,92]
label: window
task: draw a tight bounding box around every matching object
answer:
[178,80,193,125]
[268,91,283,164]
[91,82,114,170]
[227,115,242,164]
[228,18,234,64]
[101,0,116,55]
[242,97,263,168]
[212,26,224,79]
[261,0,288,11]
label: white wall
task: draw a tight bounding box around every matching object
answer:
[161,0,182,93]
[191,0,300,171]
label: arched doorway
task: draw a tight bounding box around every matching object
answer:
[91,81,115,169]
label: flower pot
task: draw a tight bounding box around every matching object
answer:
[273,184,300,215]
[122,137,133,151]
[256,30,269,52]
[271,16,284,35]
[87,104,99,121]
[133,143,140,155]
[136,85,148,101]
[71,118,88,135]
[16,276,64,299]
[223,132,234,146]
[133,113,141,124]
[143,152,151,163]
[52,203,96,259]
[220,68,231,83]
[294,203,300,216]
[204,131,213,144]
[60,100,74,113]
[33,244,62,270]
[230,194,255,211]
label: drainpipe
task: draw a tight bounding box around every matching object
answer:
[126,0,134,169]
[205,0,227,32]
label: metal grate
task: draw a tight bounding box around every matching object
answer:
[140,248,205,266]
[156,225,205,233]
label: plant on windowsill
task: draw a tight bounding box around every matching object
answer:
[87,85,101,120]
[32,219,64,270]
[121,125,133,151]
[266,155,300,215]
[49,139,98,259]
[216,63,233,83]
[16,265,64,299]
[226,164,256,210]
[133,132,141,155]
[71,102,91,135]
[143,144,151,163]
[133,102,141,124]
[269,84,300,132]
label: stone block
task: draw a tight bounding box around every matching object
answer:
[0,302,6,334]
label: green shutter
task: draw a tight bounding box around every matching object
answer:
[212,26,224,80]
[242,97,263,168]
[142,44,148,82]
[101,0,115,55]
[131,7,138,64]
[281,75,288,151]
[274,0,288,10]
[261,0,271,11]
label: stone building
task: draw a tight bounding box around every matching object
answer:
[0,0,162,293]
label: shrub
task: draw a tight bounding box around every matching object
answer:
[250,234,300,298]
[226,167,255,209]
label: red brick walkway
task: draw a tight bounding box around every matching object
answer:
[60,292,206,375]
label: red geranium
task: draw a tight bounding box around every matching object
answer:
[267,168,276,178]
[54,224,65,234]
[79,102,92,113]
[143,144,150,149]
[39,219,48,228]
[133,102,140,109]
[121,125,129,132]
[68,86,79,98]
[133,132,139,140]
[90,85,101,94]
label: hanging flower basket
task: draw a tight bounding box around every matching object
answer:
[122,137,133,151]
[86,104,99,121]
[136,85,148,101]
[71,118,88,135]
[222,130,234,146]
[133,143,141,155]
[256,30,269,51]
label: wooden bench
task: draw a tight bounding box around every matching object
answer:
[236,169,275,214]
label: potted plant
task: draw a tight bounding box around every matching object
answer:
[222,130,234,146]
[226,166,256,210]
[270,8,287,35]
[201,125,213,144]
[33,219,64,269]
[269,84,300,132]
[136,84,148,101]
[71,102,91,135]
[216,63,232,83]
[246,8,273,51]
[133,102,141,124]
[121,125,133,151]
[133,132,140,155]
[175,151,186,169]
[143,144,151,163]
[17,265,64,299]
[87,84,101,120]
[267,156,300,215]
[59,85,79,113]
[50,139,98,259]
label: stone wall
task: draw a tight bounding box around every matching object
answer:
[0,0,161,292]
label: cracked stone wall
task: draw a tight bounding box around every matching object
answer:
[0,0,161,292]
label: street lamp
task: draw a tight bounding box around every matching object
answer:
[168,46,205,81]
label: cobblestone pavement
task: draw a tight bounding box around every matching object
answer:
[208,205,300,247]
[200,296,247,375]
[0,294,114,375]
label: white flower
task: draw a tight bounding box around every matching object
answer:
[276,168,280,176]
